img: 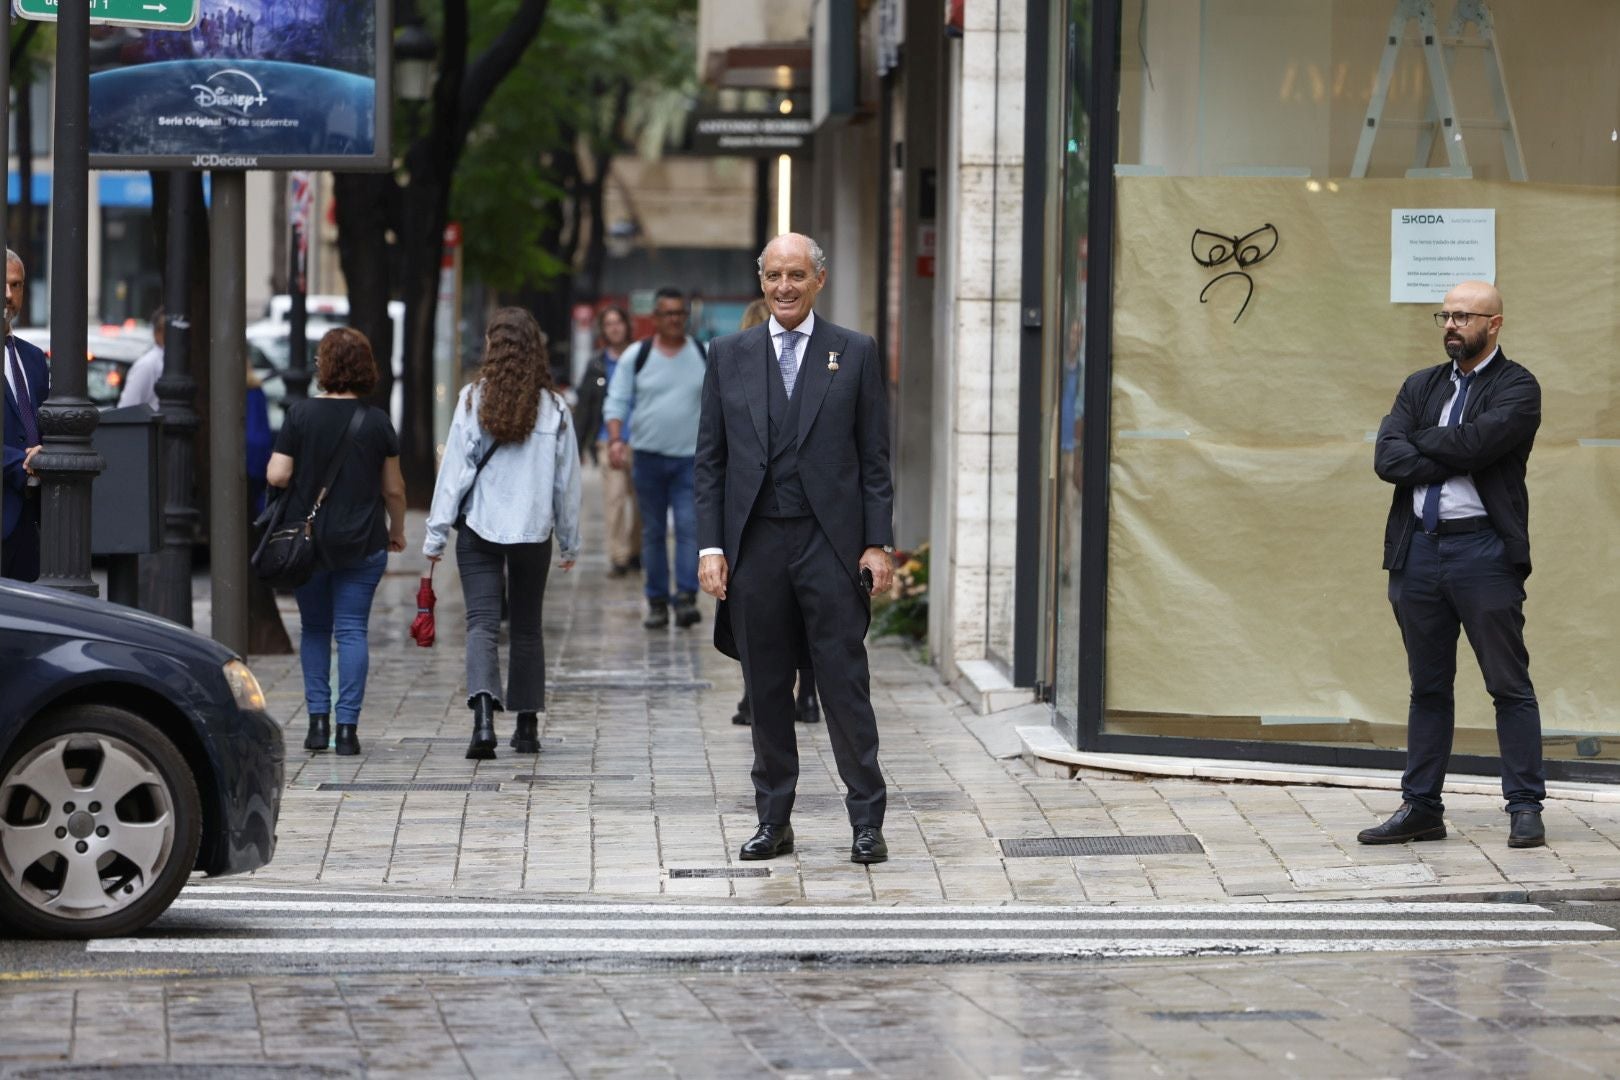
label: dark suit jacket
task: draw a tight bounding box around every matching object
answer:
[1373,348,1539,575]
[3,336,49,540]
[696,317,894,657]
[572,351,610,463]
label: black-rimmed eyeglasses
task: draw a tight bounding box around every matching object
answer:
[1433,311,1495,328]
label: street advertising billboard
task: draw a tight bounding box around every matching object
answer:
[86,0,391,170]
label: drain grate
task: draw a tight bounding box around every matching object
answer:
[513,773,638,782]
[11,1066,361,1079]
[1493,1015,1620,1029]
[1000,835,1205,858]
[396,737,565,747]
[1150,1009,1324,1023]
[317,782,503,793]
[668,867,772,879]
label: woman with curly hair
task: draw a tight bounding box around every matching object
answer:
[424,307,582,759]
[267,328,408,756]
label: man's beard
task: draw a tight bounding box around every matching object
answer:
[1444,329,1483,363]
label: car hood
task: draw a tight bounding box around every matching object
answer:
[0,579,238,666]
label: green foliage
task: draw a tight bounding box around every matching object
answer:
[871,543,930,642]
[446,0,698,289]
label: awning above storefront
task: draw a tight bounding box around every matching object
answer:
[702,42,811,91]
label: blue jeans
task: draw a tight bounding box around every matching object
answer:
[295,549,387,727]
[631,451,698,601]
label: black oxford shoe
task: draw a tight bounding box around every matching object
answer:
[1357,803,1446,845]
[851,825,888,864]
[796,694,821,725]
[1508,810,1546,849]
[739,823,794,861]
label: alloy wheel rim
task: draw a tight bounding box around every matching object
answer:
[0,734,177,920]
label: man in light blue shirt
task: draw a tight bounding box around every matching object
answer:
[604,286,707,629]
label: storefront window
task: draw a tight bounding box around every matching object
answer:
[1101,0,1620,764]
[1052,0,1092,727]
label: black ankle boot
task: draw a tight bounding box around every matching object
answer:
[334,725,360,756]
[466,693,498,760]
[510,711,541,753]
[304,713,331,751]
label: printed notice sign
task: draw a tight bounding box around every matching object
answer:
[1390,209,1496,303]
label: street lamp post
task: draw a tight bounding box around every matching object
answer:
[34,0,102,596]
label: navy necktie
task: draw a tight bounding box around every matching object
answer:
[777,330,800,398]
[8,340,39,447]
[1420,371,1475,533]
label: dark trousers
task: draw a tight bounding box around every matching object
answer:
[0,491,40,583]
[1389,527,1544,814]
[729,514,884,828]
[458,527,552,713]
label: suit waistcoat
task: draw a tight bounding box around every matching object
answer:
[755,346,810,518]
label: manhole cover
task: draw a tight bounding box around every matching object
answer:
[317,782,503,793]
[668,867,772,879]
[1000,835,1205,858]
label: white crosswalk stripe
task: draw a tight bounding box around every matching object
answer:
[87,890,1616,962]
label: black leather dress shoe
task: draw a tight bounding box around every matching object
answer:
[851,825,888,864]
[1508,810,1546,848]
[1357,803,1446,845]
[795,694,821,725]
[739,823,794,861]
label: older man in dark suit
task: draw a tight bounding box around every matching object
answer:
[2,249,47,583]
[696,232,895,865]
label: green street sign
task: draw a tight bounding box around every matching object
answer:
[13,0,200,31]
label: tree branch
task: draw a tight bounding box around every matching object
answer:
[456,0,551,150]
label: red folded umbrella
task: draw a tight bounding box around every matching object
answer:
[409,565,437,648]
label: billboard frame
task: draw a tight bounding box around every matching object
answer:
[86,0,394,172]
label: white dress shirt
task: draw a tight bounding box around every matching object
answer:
[1412,346,1498,522]
[4,336,40,418]
[699,312,818,559]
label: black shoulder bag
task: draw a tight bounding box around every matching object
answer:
[455,440,502,530]
[252,404,367,590]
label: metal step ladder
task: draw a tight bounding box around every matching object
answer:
[1350,0,1526,180]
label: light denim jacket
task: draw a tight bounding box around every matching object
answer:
[423,385,582,559]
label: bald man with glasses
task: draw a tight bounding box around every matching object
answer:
[1368,279,1545,850]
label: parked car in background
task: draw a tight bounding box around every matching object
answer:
[255,295,405,428]
[247,318,342,431]
[13,325,156,408]
[0,578,283,938]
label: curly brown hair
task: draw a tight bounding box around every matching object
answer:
[472,307,554,444]
[316,327,379,396]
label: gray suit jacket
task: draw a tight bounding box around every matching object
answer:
[695,317,894,656]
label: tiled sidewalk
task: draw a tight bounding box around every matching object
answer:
[228,468,1620,905]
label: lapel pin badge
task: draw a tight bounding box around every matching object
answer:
[827,351,840,372]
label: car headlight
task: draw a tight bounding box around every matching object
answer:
[223,659,268,712]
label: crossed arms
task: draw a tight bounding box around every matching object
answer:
[1373,368,1540,487]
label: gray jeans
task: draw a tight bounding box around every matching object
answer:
[457,526,552,713]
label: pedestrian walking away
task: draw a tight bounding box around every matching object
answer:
[726,296,819,730]
[267,328,408,757]
[1365,279,1546,850]
[2,249,47,584]
[697,232,895,865]
[604,286,708,630]
[573,304,642,578]
[425,307,582,761]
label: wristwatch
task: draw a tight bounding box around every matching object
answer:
[881,545,895,554]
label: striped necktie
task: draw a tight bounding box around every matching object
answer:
[777,330,800,398]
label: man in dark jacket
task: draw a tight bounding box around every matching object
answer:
[1365,280,1544,850]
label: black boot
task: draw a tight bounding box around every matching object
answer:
[732,693,752,726]
[673,591,702,628]
[795,689,821,725]
[303,712,331,751]
[643,599,669,629]
[466,693,498,760]
[510,711,542,754]
[334,724,361,756]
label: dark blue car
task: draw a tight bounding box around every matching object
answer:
[0,580,283,938]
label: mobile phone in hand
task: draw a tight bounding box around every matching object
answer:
[860,566,874,595]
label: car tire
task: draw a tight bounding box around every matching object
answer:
[0,705,202,939]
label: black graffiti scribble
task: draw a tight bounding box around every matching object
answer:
[1190,223,1278,323]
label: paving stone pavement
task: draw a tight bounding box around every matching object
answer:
[7,945,1620,1078]
[216,467,1620,906]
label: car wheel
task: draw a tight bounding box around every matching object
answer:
[0,705,201,939]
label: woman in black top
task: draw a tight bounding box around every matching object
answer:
[266,328,407,756]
